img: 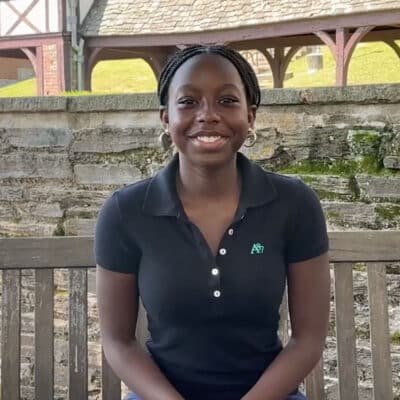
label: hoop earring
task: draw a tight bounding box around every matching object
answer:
[159,129,172,151]
[244,128,257,148]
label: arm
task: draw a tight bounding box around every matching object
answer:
[242,252,330,400]
[97,265,184,400]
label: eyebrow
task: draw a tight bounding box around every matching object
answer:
[175,83,242,93]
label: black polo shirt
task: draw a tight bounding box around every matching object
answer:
[95,153,329,400]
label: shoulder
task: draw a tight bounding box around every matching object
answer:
[101,178,152,217]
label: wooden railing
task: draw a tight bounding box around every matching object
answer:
[1,231,399,400]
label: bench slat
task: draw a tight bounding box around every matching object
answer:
[69,268,88,399]
[2,231,400,269]
[102,350,121,400]
[35,269,54,399]
[1,270,21,400]
[334,263,358,400]
[367,263,393,399]
[278,287,290,346]
[305,357,325,400]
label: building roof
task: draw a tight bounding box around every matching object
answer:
[81,0,400,37]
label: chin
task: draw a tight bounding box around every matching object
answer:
[185,151,238,169]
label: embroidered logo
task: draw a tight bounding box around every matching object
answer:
[250,243,265,255]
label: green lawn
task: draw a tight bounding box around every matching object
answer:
[284,41,400,88]
[0,41,399,97]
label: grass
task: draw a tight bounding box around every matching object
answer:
[0,41,399,97]
[0,77,37,97]
[284,41,400,88]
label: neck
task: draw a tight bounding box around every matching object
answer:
[177,154,240,200]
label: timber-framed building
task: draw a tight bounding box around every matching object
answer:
[0,0,399,95]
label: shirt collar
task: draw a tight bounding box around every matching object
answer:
[142,152,277,217]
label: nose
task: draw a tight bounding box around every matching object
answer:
[196,100,220,123]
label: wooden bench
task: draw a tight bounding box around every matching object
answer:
[1,231,398,400]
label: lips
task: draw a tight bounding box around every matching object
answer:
[189,133,229,150]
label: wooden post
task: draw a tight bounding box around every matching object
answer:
[35,269,54,399]
[69,268,88,399]
[1,270,21,400]
[315,26,374,86]
[260,46,300,88]
[334,263,359,400]
[367,263,393,400]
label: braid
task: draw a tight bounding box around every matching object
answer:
[157,45,261,108]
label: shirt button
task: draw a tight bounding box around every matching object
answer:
[211,268,219,276]
[228,228,234,236]
[213,290,221,298]
[219,248,227,256]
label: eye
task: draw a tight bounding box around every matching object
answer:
[177,97,197,105]
[219,97,239,104]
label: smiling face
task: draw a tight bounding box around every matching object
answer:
[160,54,256,168]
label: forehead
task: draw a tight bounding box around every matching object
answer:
[169,53,245,92]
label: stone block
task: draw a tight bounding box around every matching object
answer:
[347,129,381,157]
[74,163,141,185]
[322,201,377,230]
[0,153,72,179]
[65,205,99,219]
[0,186,23,201]
[0,221,57,237]
[357,175,400,202]
[374,203,400,229]
[384,156,400,169]
[71,127,159,153]
[7,128,72,148]
[31,202,63,218]
[67,93,159,112]
[286,174,353,199]
[64,218,96,236]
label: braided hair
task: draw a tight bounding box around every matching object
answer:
[157,45,261,108]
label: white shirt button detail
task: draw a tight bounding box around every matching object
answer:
[211,268,219,276]
[228,228,234,236]
[213,290,221,298]
[219,248,227,256]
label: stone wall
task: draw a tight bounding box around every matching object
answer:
[0,85,400,399]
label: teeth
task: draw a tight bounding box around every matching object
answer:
[195,136,222,143]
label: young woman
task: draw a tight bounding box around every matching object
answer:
[95,45,330,400]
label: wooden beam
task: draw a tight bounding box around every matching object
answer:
[85,10,400,49]
[1,231,400,269]
[0,32,70,50]
[384,40,400,58]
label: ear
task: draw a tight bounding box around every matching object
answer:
[159,106,169,128]
[247,105,257,129]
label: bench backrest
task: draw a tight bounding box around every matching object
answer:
[1,231,398,400]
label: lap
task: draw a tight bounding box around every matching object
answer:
[124,391,307,400]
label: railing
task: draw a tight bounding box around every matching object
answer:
[1,231,399,400]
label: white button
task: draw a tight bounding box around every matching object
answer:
[240,214,245,220]
[228,228,234,236]
[213,290,221,298]
[219,248,227,255]
[211,268,219,276]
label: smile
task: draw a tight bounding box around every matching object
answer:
[194,136,224,143]
[190,135,229,149]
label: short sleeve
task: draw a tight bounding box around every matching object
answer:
[94,192,141,274]
[285,179,329,264]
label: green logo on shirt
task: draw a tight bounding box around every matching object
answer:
[250,243,264,255]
